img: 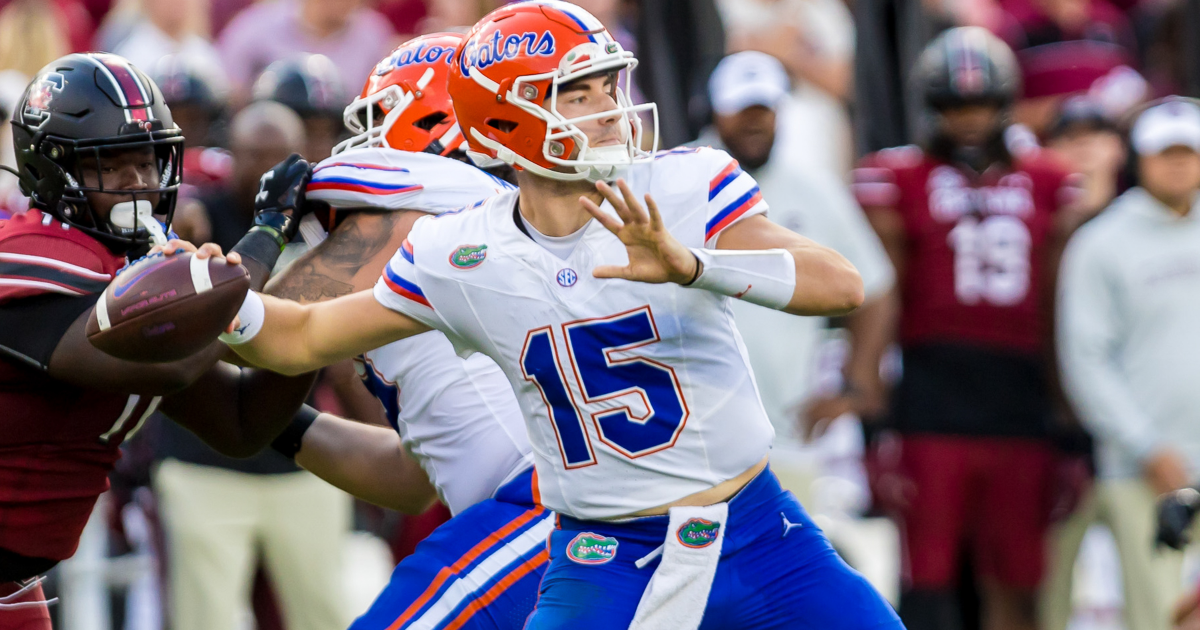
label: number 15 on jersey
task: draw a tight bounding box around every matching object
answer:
[520,306,690,468]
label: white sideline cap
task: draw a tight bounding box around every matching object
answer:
[708,51,790,116]
[1132,98,1200,155]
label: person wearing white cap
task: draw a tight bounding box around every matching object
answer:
[1057,96,1200,630]
[695,51,895,471]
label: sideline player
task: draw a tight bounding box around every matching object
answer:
[0,54,316,627]
[223,3,902,628]
[851,28,1079,630]
[260,33,554,630]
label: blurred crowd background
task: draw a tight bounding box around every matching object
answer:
[1,0,1199,629]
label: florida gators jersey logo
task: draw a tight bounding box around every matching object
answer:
[450,244,487,269]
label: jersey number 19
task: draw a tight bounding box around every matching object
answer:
[947,215,1032,306]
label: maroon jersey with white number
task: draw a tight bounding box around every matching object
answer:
[853,145,1076,355]
[0,210,158,561]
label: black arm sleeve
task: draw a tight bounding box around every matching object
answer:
[0,293,100,371]
[231,226,288,287]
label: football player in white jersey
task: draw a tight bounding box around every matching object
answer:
[222,4,902,629]
[252,34,553,630]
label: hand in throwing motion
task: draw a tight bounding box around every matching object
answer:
[580,179,700,286]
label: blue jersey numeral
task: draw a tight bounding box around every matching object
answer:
[359,357,401,432]
[521,328,595,467]
[520,307,689,467]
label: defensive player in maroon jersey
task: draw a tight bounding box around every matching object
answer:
[851,28,1079,630]
[0,54,318,628]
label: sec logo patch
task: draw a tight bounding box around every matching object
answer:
[556,268,577,287]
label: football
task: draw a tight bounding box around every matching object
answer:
[86,252,251,362]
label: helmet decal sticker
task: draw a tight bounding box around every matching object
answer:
[22,73,65,129]
[374,42,455,75]
[460,31,557,76]
[336,34,465,155]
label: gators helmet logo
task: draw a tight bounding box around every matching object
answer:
[676,518,721,549]
[449,244,487,269]
[566,532,618,565]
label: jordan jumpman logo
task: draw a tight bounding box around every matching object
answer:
[781,512,804,538]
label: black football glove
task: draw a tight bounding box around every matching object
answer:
[1156,487,1200,550]
[252,153,314,245]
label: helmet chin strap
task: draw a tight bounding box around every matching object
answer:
[110,199,168,246]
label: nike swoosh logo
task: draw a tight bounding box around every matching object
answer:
[112,261,162,298]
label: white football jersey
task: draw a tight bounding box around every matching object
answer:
[307,147,512,212]
[373,147,776,519]
[307,148,530,516]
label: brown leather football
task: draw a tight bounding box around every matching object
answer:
[86,252,250,362]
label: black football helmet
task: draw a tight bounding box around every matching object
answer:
[10,53,183,254]
[913,28,1021,171]
[913,27,1021,112]
[251,54,345,121]
[152,52,230,147]
[152,52,229,117]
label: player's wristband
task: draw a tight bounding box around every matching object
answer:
[686,247,796,310]
[271,404,319,460]
[231,226,287,273]
[218,291,265,345]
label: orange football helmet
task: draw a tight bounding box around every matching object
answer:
[334,33,465,156]
[447,1,657,182]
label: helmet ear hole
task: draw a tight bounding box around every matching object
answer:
[486,119,518,133]
[414,112,448,131]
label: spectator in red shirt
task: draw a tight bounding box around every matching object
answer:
[853,27,1080,630]
[375,0,427,37]
[993,0,1139,133]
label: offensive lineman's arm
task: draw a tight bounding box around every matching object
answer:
[266,210,422,300]
[264,209,422,428]
[230,209,433,371]
[262,208,441,501]
[295,412,438,514]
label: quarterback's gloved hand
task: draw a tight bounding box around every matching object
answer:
[1156,487,1200,550]
[252,153,314,245]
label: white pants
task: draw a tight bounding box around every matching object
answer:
[154,459,353,630]
[1040,478,1190,630]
